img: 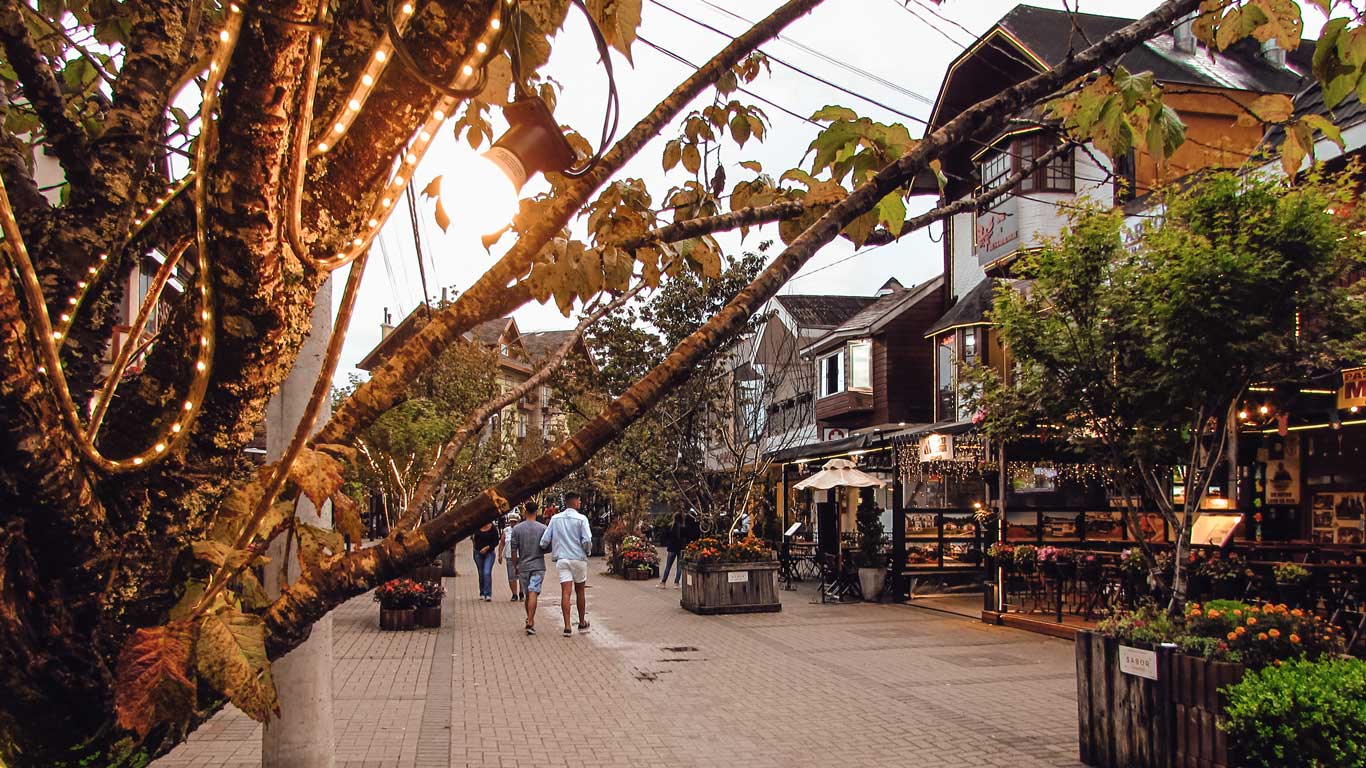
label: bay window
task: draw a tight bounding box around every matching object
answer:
[819,351,843,398]
[848,340,871,390]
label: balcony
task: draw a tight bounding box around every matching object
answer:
[814,389,873,421]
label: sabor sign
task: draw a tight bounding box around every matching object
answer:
[1118,645,1158,680]
[727,571,749,583]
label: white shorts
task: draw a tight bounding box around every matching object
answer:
[556,559,589,584]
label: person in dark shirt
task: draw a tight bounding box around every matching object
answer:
[471,521,500,602]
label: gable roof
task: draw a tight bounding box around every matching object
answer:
[355,311,524,372]
[930,4,1313,131]
[773,294,876,329]
[1264,82,1366,160]
[924,278,1003,338]
[803,275,945,355]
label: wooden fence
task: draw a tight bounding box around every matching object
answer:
[1075,631,1245,768]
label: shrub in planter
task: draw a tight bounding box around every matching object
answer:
[1037,546,1073,580]
[416,581,445,628]
[985,542,1014,572]
[1273,562,1312,609]
[1223,657,1366,768]
[1012,544,1037,574]
[1183,600,1342,667]
[374,578,422,631]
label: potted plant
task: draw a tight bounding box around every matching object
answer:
[1013,544,1037,575]
[1272,562,1311,609]
[417,581,445,628]
[374,578,421,631]
[618,535,658,580]
[1118,548,1147,606]
[680,535,781,615]
[855,498,886,601]
[1206,552,1251,600]
[413,558,442,585]
[985,542,1014,573]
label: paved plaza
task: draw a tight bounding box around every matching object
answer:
[155,543,1084,768]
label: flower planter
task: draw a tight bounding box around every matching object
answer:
[438,548,457,577]
[680,560,781,615]
[857,567,885,601]
[379,607,417,631]
[1075,630,1245,768]
[622,567,652,581]
[418,606,442,628]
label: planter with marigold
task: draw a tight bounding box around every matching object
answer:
[679,536,780,615]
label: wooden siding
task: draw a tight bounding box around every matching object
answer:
[874,283,945,425]
[814,389,873,423]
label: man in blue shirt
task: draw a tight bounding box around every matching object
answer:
[539,491,594,637]
[509,501,549,635]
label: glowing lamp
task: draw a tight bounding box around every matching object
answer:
[460,98,575,234]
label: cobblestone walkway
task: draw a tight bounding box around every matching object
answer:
[155,543,1084,768]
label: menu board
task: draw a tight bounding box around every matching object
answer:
[1313,492,1365,545]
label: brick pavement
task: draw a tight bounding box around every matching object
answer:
[154,542,1085,767]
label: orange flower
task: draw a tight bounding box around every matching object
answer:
[1190,608,1203,617]
[1208,609,1221,619]
[1246,617,1257,626]
[1291,609,1304,617]
[1236,626,1247,636]
[1233,609,1243,617]
[1290,634,1301,644]
[1257,632,1268,641]
[1227,631,1238,641]
[1268,629,1280,639]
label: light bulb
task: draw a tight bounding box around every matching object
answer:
[445,147,526,235]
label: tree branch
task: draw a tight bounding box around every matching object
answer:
[313,0,826,449]
[0,0,91,183]
[264,0,1202,654]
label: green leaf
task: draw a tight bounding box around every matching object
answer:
[810,105,858,123]
[875,192,907,238]
[1301,114,1344,150]
[729,114,751,146]
[196,608,279,722]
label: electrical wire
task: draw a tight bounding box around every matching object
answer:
[384,0,491,99]
[647,0,930,125]
[636,35,820,126]
[562,0,621,176]
[686,0,935,107]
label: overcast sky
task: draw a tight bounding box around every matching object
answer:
[332,0,1329,384]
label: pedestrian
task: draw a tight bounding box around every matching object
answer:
[510,501,549,635]
[498,510,522,601]
[657,510,688,589]
[539,491,593,637]
[471,520,499,602]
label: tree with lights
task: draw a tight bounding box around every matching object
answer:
[0,0,1358,763]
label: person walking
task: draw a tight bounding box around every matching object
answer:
[539,491,593,637]
[498,510,522,601]
[471,520,499,602]
[657,510,688,589]
[509,501,549,635]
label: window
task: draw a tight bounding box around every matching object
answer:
[847,340,871,390]
[819,351,843,398]
[516,414,527,439]
[978,149,1010,192]
[1040,146,1074,192]
[963,329,979,366]
[936,333,955,421]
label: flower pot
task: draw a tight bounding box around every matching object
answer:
[413,564,442,584]
[418,606,442,628]
[379,607,417,631]
[857,567,886,601]
[438,548,456,577]
[622,567,652,581]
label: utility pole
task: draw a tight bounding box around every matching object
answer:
[262,278,335,768]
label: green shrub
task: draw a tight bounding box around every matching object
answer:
[1097,604,1181,646]
[1224,657,1366,768]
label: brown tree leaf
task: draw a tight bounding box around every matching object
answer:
[114,622,197,737]
[196,608,279,722]
[1237,93,1295,127]
[296,523,345,573]
[332,492,363,546]
[288,446,345,510]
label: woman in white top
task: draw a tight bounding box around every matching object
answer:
[498,510,522,601]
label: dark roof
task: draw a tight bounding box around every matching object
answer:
[1000,5,1311,90]
[518,330,574,362]
[355,311,520,372]
[470,318,512,346]
[773,294,876,329]
[924,278,1003,338]
[1264,82,1366,152]
[931,4,1313,131]
[805,276,945,354]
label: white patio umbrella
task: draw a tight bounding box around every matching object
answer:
[793,458,886,490]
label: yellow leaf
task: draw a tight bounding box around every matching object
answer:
[331,492,364,546]
[288,446,345,510]
[1238,93,1295,127]
[196,608,279,722]
[297,523,345,573]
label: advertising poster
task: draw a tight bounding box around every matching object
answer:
[1265,435,1301,506]
[1313,492,1366,544]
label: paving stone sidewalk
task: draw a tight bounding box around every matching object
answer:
[155,542,1084,768]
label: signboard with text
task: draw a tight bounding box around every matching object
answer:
[919,434,953,462]
[974,197,1020,267]
[1118,646,1159,680]
[1340,367,1366,410]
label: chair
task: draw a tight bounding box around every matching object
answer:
[818,552,861,603]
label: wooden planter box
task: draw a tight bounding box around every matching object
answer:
[438,549,456,577]
[680,560,781,615]
[1075,631,1245,768]
[417,606,442,628]
[413,564,442,584]
[622,567,653,581]
[379,607,417,631]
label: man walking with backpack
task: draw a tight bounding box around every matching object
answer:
[539,491,594,637]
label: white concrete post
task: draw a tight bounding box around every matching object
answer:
[262,278,335,768]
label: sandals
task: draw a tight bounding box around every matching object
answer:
[577,620,590,632]
[562,628,572,637]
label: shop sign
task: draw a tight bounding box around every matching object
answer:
[727,571,749,584]
[1340,366,1366,410]
[919,433,953,462]
[974,197,1020,267]
[1118,646,1159,680]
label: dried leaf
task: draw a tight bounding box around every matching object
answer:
[289,446,345,510]
[1237,93,1295,127]
[296,523,345,573]
[682,143,701,174]
[115,622,196,737]
[196,608,278,722]
[332,492,363,545]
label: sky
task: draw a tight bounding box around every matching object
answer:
[332,0,1332,384]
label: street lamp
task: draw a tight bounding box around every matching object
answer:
[452,98,576,234]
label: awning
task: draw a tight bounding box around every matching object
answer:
[766,432,874,464]
[882,418,979,443]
